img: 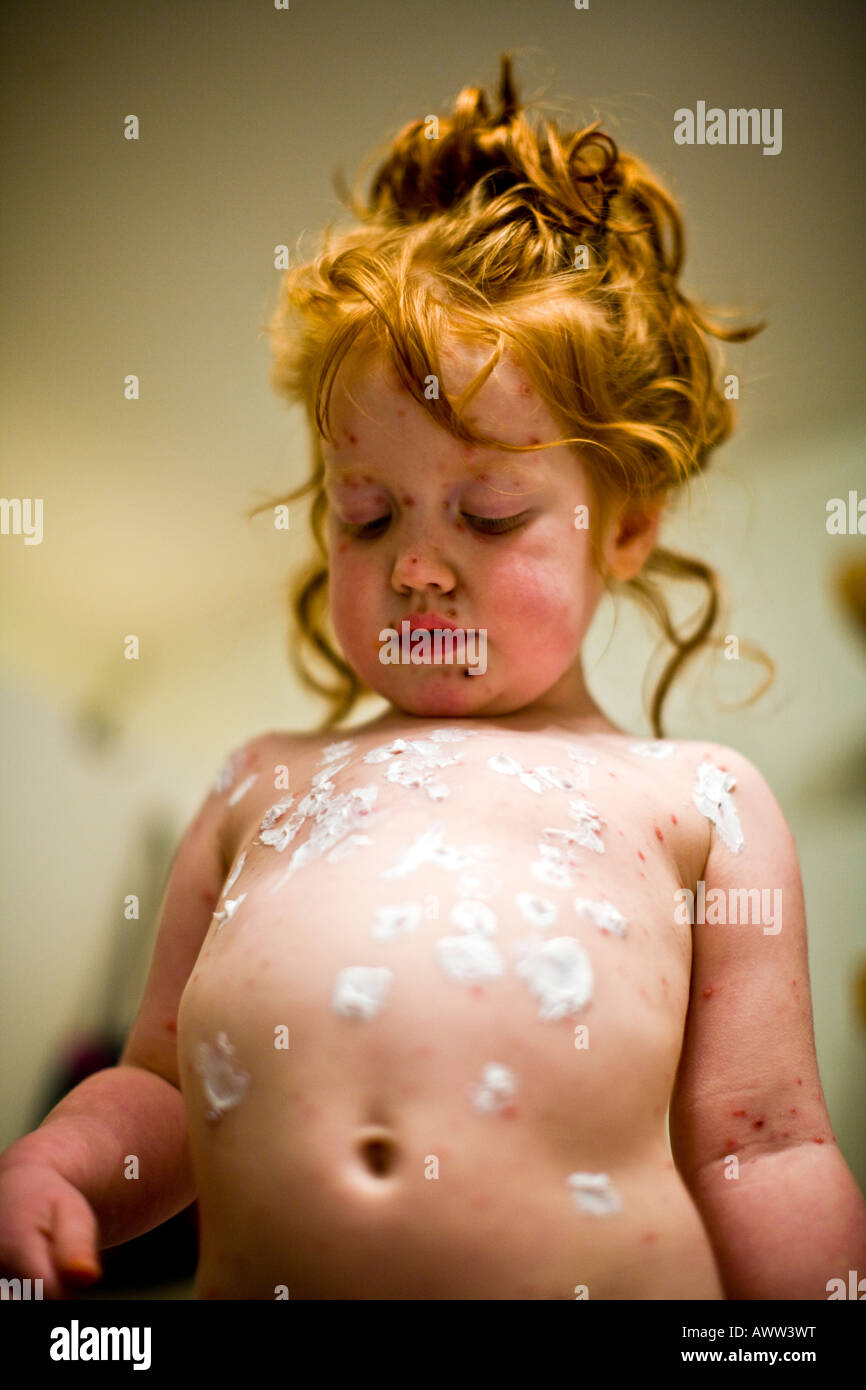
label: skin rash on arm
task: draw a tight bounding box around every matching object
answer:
[669,745,866,1298]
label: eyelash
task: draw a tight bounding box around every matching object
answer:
[345,512,530,539]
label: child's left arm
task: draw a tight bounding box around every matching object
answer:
[669,747,866,1299]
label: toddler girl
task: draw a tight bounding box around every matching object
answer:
[1,54,863,1300]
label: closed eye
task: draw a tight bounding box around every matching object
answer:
[345,512,532,538]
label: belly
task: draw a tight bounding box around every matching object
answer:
[176,756,721,1299]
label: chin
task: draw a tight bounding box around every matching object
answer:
[376,666,488,717]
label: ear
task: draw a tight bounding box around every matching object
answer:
[601,499,664,582]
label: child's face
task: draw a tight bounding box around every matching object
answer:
[320,342,622,720]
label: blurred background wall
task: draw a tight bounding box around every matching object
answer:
[1,0,864,1201]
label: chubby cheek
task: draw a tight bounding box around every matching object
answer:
[328,548,382,661]
[485,549,591,652]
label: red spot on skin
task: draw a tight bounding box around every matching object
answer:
[702,986,713,998]
[361,473,373,483]
[640,1231,658,1244]
[670,813,678,825]
[637,850,646,861]
[396,408,405,417]
[608,771,616,778]
[201,889,217,907]
[796,1077,802,1085]
[501,1104,518,1119]
[343,429,358,445]
[470,986,485,998]
[400,494,415,506]
[455,520,466,531]
[617,828,623,837]
[660,976,668,988]
[732,1109,747,1117]
[752,1119,765,1129]
[654,826,664,842]
[526,433,540,443]
[639,986,649,1001]
[725,1139,736,1150]
[337,540,349,552]
[517,381,532,397]
[789,1107,797,1115]
[164,1017,177,1034]
[781,1131,790,1139]
[813,1137,824,1144]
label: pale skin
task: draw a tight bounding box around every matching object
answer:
[0,344,863,1299]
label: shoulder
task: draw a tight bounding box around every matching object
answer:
[685,741,800,885]
[212,728,316,788]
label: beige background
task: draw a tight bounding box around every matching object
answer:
[1,0,864,1221]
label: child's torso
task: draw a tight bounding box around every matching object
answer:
[177,719,724,1299]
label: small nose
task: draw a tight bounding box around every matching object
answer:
[391,525,456,595]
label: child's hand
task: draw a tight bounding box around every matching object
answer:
[0,1161,102,1299]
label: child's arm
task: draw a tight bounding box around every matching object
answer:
[669,747,866,1299]
[0,738,261,1290]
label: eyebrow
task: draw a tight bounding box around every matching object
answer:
[323,454,552,481]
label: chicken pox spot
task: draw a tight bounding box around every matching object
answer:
[609,771,617,779]
[637,850,646,862]
[751,1119,765,1129]
[781,1130,790,1139]
[789,1107,797,1115]
[397,408,405,417]
[501,1104,518,1120]
[640,1231,658,1244]
[470,985,485,998]
[654,826,664,842]
[813,1136,824,1144]
[343,429,359,446]
[401,494,416,507]
[201,889,217,908]
[732,1109,747,1118]
[725,1139,735,1150]
[164,1017,177,1034]
[702,986,713,998]
[670,814,678,825]
[796,1077,802,1085]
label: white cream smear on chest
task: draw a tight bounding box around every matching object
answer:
[195,1032,250,1123]
[567,1171,622,1216]
[472,1063,517,1114]
[514,936,594,1020]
